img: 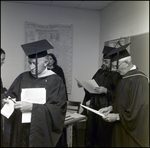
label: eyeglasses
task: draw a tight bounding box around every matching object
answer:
[112,61,125,69]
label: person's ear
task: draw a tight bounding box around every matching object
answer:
[124,61,129,67]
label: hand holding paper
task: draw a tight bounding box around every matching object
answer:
[1,99,15,118]
[14,101,33,112]
[75,78,100,94]
[94,86,107,94]
[99,106,113,116]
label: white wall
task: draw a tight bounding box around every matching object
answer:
[1,2,100,104]
[99,1,149,67]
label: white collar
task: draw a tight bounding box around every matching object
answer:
[34,68,56,78]
[130,65,136,70]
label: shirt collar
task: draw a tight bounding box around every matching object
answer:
[36,68,56,78]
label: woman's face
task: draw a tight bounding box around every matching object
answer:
[48,55,54,66]
[1,53,5,66]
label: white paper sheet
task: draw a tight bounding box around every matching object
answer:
[21,88,46,123]
[75,78,99,94]
[80,104,105,117]
[1,99,15,118]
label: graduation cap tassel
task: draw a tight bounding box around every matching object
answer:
[110,58,112,71]
[118,41,122,47]
[117,41,122,69]
[36,53,38,78]
[116,50,119,69]
[34,45,38,78]
[114,41,120,48]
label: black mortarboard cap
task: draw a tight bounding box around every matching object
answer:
[102,46,114,59]
[21,39,54,58]
[106,42,131,62]
[21,39,54,78]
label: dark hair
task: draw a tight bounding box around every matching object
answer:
[1,48,5,55]
[48,53,57,66]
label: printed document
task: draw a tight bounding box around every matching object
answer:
[80,104,105,117]
[75,78,99,94]
[21,88,46,123]
[1,99,15,118]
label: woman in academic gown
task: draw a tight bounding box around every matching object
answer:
[47,53,68,101]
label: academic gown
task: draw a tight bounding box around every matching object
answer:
[111,69,149,147]
[1,77,4,147]
[84,69,121,147]
[3,71,67,147]
[48,65,68,101]
[1,77,7,147]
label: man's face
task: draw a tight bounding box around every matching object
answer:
[1,53,5,66]
[28,57,47,76]
[101,58,111,70]
[111,60,127,75]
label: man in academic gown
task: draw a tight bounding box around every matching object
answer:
[1,48,7,147]
[99,43,149,147]
[2,39,67,147]
[80,46,122,147]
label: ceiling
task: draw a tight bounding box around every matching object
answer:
[7,1,114,11]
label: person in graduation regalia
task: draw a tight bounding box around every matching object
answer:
[1,48,7,147]
[47,53,68,101]
[80,45,122,147]
[2,39,67,147]
[99,42,149,147]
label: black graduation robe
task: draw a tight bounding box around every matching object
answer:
[1,77,4,147]
[1,77,4,94]
[84,69,121,147]
[111,69,149,147]
[3,71,67,147]
[1,77,7,147]
[48,65,68,101]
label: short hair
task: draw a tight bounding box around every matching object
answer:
[1,48,5,55]
[48,53,57,66]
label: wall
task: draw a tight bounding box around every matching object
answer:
[99,1,149,69]
[130,33,149,76]
[1,1,100,105]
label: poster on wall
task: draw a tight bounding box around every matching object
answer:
[25,21,73,93]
